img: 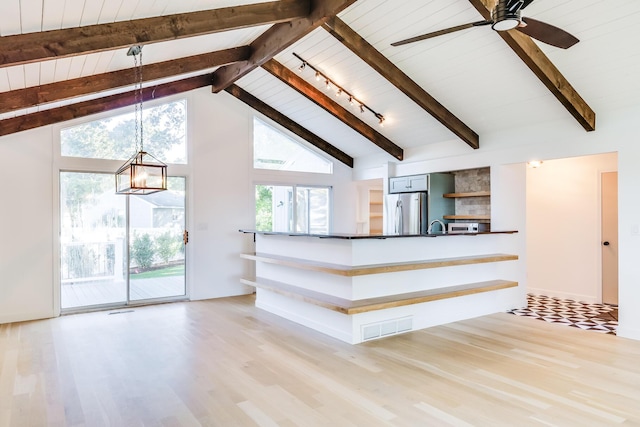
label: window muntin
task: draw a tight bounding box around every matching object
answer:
[253,117,332,174]
[61,99,187,164]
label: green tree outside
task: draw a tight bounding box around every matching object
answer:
[131,233,154,269]
[155,231,181,264]
[255,185,273,231]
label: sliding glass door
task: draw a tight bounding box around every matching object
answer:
[60,173,186,311]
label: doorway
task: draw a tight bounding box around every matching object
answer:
[601,171,618,305]
[60,172,187,311]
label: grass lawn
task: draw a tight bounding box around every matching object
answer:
[131,264,185,279]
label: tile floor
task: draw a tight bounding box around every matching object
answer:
[508,294,618,335]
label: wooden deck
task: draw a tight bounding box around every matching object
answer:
[61,276,185,309]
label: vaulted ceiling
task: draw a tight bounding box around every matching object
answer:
[1,0,639,165]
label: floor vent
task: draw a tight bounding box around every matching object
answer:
[361,316,413,341]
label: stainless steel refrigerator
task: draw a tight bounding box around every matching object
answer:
[384,173,454,235]
[385,192,427,235]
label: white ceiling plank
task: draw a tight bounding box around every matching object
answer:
[67,55,87,80]
[0,70,11,92]
[79,53,101,77]
[42,0,66,30]
[114,0,141,22]
[52,57,73,82]
[131,0,159,19]
[23,62,41,87]
[0,0,21,35]
[80,0,106,26]
[97,0,124,24]
[6,66,26,90]
[61,0,85,29]
[20,0,44,33]
[93,50,117,75]
[39,60,57,85]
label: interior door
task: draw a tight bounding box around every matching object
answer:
[601,171,618,305]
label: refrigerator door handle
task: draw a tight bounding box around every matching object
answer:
[395,200,403,234]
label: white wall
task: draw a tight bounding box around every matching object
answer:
[526,153,617,302]
[0,127,54,324]
[0,87,355,322]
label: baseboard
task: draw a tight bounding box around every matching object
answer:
[616,326,640,342]
[526,287,598,304]
[0,311,55,325]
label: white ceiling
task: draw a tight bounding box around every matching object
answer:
[1,0,639,160]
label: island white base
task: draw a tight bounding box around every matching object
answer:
[246,233,523,344]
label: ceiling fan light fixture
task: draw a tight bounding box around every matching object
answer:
[492,18,520,31]
[491,1,521,31]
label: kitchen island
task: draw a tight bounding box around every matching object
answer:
[240,230,523,344]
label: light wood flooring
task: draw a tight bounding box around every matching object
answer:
[1,295,640,426]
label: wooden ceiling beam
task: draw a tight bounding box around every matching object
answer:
[0,0,309,68]
[262,59,404,161]
[0,74,212,137]
[225,84,353,168]
[468,0,595,131]
[211,0,357,93]
[0,46,250,115]
[322,17,480,149]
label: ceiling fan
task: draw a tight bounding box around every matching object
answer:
[391,0,579,49]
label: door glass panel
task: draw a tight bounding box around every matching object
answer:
[60,172,127,309]
[129,177,186,301]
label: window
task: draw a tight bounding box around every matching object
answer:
[255,184,331,234]
[61,99,187,164]
[253,117,332,174]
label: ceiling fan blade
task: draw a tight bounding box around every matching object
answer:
[391,20,491,47]
[520,0,535,10]
[517,17,579,49]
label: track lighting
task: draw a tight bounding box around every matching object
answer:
[293,52,385,127]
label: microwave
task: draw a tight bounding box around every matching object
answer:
[448,223,485,234]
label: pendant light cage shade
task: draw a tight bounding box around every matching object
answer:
[115,150,167,195]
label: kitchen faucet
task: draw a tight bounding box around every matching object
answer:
[427,219,446,234]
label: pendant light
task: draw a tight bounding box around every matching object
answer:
[115,45,167,195]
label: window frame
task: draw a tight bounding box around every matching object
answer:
[254,183,333,234]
